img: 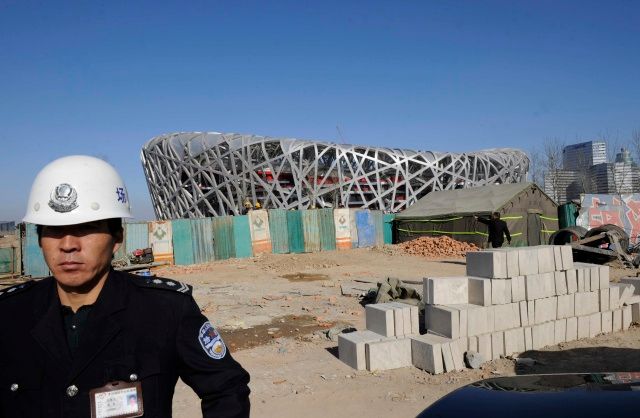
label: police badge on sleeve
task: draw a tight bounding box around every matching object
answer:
[198,322,227,360]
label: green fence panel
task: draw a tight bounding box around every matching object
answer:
[233,215,253,258]
[24,223,50,277]
[383,213,395,244]
[125,222,149,254]
[213,216,235,260]
[268,209,290,254]
[191,218,215,263]
[0,248,14,274]
[302,209,321,253]
[318,208,336,251]
[287,210,305,254]
[171,219,195,265]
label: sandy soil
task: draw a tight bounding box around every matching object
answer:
[149,247,640,418]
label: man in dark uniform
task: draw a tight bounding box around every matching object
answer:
[474,212,511,248]
[0,156,250,417]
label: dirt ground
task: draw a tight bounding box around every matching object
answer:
[155,247,640,417]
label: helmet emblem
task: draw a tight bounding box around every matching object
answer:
[48,183,78,213]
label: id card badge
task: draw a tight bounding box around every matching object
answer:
[89,381,144,418]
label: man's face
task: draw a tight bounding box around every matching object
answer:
[40,220,121,289]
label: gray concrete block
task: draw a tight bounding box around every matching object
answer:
[518,248,539,276]
[613,309,623,332]
[537,246,556,274]
[610,285,620,310]
[561,245,574,270]
[623,305,632,330]
[392,305,404,337]
[463,304,491,336]
[410,305,420,335]
[554,319,567,344]
[366,337,412,371]
[534,297,558,324]
[468,277,492,306]
[577,315,590,339]
[389,302,413,337]
[554,271,567,296]
[491,331,504,360]
[574,292,599,316]
[557,294,575,319]
[619,277,640,294]
[487,248,521,277]
[565,269,578,294]
[441,341,455,372]
[520,301,529,326]
[511,275,526,303]
[365,304,395,337]
[576,269,586,293]
[493,303,520,331]
[450,340,466,371]
[589,312,602,337]
[524,326,533,351]
[611,283,636,307]
[504,327,525,356]
[525,274,546,301]
[631,303,640,324]
[601,311,613,334]
[599,288,610,312]
[532,322,554,349]
[590,266,600,291]
[466,251,508,279]
[425,305,459,339]
[338,330,388,370]
[627,295,640,305]
[425,277,469,305]
[478,333,492,360]
[491,278,512,305]
[467,335,479,353]
[543,273,556,298]
[599,266,610,289]
[527,300,535,326]
[553,246,563,271]
[566,317,578,342]
[410,333,449,374]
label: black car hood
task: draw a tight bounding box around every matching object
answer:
[418,373,640,418]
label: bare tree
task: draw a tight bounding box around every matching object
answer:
[527,146,543,188]
[542,137,565,202]
[600,130,631,196]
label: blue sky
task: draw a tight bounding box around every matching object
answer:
[1,0,639,221]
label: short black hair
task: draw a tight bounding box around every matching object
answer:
[492,212,501,219]
[36,218,123,240]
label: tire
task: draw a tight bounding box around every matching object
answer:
[548,226,588,245]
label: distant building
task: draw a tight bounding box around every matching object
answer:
[562,141,607,171]
[544,142,640,204]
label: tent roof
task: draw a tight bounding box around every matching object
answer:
[396,182,544,219]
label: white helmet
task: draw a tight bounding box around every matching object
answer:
[23,155,133,226]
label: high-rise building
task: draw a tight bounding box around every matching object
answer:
[562,141,607,171]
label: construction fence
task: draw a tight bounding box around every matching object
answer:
[14,209,395,278]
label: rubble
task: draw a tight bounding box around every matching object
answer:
[397,236,480,258]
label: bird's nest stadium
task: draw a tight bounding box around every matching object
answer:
[141,132,529,219]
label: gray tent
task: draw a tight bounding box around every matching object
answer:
[394,182,558,247]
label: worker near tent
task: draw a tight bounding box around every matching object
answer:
[0,155,250,418]
[474,212,511,248]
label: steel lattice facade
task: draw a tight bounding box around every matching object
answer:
[141,132,529,219]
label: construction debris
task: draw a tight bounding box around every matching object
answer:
[397,236,480,258]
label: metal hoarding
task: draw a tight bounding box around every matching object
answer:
[268,209,289,254]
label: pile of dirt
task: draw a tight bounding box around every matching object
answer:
[397,236,479,258]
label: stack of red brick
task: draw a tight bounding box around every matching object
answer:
[398,236,479,258]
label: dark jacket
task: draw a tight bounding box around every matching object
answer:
[0,270,250,418]
[477,216,511,247]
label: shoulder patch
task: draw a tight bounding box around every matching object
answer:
[132,276,192,295]
[0,280,37,301]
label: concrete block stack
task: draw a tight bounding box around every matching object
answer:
[339,245,640,374]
